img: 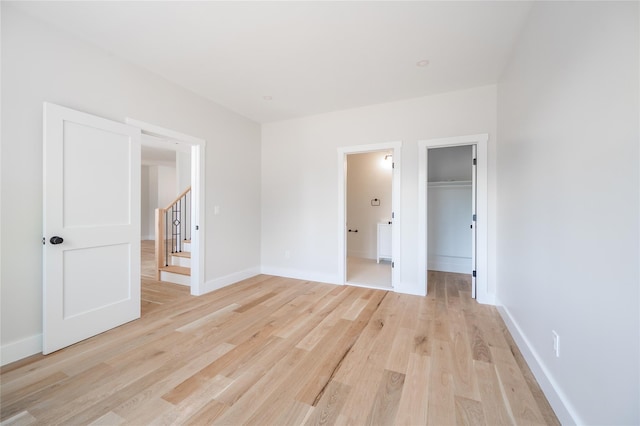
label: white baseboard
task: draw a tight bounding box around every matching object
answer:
[260,266,340,285]
[428,255,471,274]
[1,334,42,366]
[476,293,496,306]
[394,281,425,296]
[200,267,261,295]
[497,305,580,425]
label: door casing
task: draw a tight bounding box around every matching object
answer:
[126,118,206,296]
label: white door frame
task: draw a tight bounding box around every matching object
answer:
[126,118,206,296]
[418,134,488,302]
[338,141,402,288]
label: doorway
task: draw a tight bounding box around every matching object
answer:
[426,145,476,296]
[140,139,188,283]
[337,141,402,289]
[127,118,206,296]
[418,134,488,302]
[346,151,393,289]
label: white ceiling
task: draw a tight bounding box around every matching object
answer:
[12,1,533,123]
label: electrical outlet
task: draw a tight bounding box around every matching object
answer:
[552,330,560,357]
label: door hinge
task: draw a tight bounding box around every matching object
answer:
[472,214,476,221]
[472,270,476,278]
[42,237,45,245]
[392,262,394,268]
[392,162,395,169]
[473,158,477,166]
[392,212,395,219]
[195,225,199,230]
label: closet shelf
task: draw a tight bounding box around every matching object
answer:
[428,180,472,188]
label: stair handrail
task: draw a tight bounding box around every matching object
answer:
[162,186,191,211]
[155,186,191,280]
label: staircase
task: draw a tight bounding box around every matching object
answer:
[159,240,191,285]
[155,187,192,286]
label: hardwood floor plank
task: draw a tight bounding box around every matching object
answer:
[1,362,114,422]
[427,339,456,426]
[449,310,481,400]
[454,395,487,426]
[0,269,559,425]
[499,321,562,426]
[210,348,307,425]
[0,371,68,408]
[156,374,234,425]
[118,396,174,425]
[112,343,235,422]
[474,360,515,425]
[175,303,240,332]
[365,369,405,426]
[183,400,228,426]
[385,326,413,374]
[87,410,126,426]
[303,380,350,426]
[492,346,547,425]
[394,353,431,425]
[295,318,367,406]
[0,410,37,426]
[271,399,314,426]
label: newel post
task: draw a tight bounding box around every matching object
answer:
[155,208,165,280]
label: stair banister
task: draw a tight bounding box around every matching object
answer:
[155,186,191,280]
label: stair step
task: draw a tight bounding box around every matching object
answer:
[159,265,191,276]
[171,251,191,259]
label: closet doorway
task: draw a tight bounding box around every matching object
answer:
[418,134,488,302]
[427,145,476,296]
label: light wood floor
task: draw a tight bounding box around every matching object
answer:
[1,270,559,425]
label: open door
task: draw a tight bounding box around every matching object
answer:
[43,103,141,354]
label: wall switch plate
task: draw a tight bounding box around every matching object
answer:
[552,330,560,357]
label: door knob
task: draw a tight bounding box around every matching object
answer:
[50,236,64,245]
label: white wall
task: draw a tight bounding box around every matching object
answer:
[176,151,191,194]
[261,85,497,295]
[0,5,261,364]
[141,166,152,240]
[156,165,177,208]
[140,165,178,240]
[496,2,639,424]
[428,183,472,273]
[346,152,392,259]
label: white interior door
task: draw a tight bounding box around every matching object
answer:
[43,103,141,354]
[471,144,477,299]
